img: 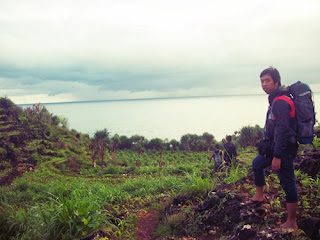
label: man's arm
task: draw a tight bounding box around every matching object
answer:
[272,100,293,159]
[209,153,213,163]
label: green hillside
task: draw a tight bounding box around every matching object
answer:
[0,98,91,185]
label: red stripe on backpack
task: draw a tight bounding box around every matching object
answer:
[272,95,295,119]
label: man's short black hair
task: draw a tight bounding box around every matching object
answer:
[260,67,281,86]
[226,135,232,142]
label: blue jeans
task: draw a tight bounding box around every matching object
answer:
[252,152,298,203]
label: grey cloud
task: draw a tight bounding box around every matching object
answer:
[0,62,222,93]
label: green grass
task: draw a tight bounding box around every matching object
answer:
[0,148,261,240]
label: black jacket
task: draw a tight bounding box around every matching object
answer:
[224,142,237,160]
[264,87,298,158]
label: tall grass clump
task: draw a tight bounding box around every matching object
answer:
[0,204,43,240]
[224,164,248,184]
[0,179,126,240]
[120,175,181,198]
[36,188,121,240]
[2,178,47,204]
[164,164,198,176]
[180,172,215,197]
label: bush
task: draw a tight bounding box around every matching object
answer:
[66,156,80,173]
[104,164,122,175]
[237,125,263,148]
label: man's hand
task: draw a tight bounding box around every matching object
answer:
[272,157,281,171]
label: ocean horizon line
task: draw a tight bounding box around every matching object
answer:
[17,93,266,106]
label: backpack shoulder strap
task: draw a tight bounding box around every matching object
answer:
[273,95,295,118]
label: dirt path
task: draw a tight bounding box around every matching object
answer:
[135,210,158,240]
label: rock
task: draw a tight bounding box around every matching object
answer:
[228,224,257,240]
[239,225,256,240]
[299,217,320,240]
[295,152,320,177]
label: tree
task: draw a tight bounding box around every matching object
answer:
[119,135,130,149]
[237,125,263,148]
[39,106,52,124]
[51,115,68,128]
[111,134,120,153]
[0,97,22,121]
[180,134,191,152]
[91,129,110,168]
[202,132,214,152]
[130,135,147,154]
[30,103,43,122]
[169,139,180,150]
[147,138,164,150]
[181,134,206,151]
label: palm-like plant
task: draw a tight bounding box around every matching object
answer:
[111,134,120,153]
[180,135,191,152]
[202,132,214,152]
[91,129,110,168]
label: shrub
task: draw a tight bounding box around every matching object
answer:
[66,156,80,173]
[104,164,121,175]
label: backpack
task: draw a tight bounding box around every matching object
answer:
[214,150,222,164]
[273,81,316,144]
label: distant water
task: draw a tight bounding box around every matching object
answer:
[20,94,320,141]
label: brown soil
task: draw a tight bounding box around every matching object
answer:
[158,167,319,240]
[0,164,35,186]
[135,210,159,240]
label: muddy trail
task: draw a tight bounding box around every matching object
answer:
[135,210,159,240]
[133,174,319,239]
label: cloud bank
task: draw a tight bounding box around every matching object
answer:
[1,0,320,104]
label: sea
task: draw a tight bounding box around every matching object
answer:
[19,94,320,142]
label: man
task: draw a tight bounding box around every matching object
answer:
[223,135,237,166]
[250,67,299,230]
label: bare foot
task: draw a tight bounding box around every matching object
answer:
[273,221,298,233]
[245,196,268,205]
[250,195,266,202]
[280,221,298,230]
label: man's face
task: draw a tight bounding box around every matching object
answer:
[260,74,279,94]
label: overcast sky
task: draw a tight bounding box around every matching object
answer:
[1,0,320,104]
